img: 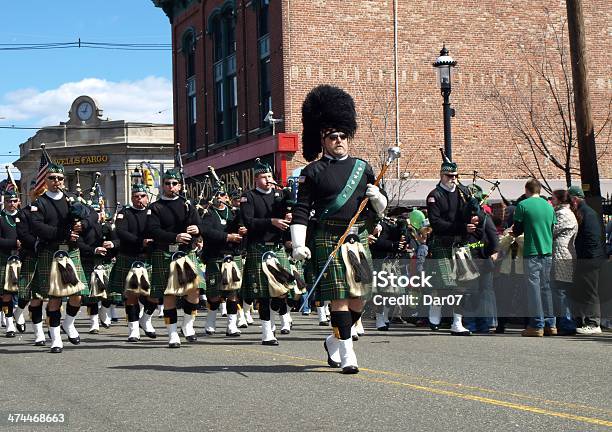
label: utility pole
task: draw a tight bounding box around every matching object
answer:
[566,0,603,217]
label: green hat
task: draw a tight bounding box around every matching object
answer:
[48,163,64,174]
[409,209,426,230]
[3,189,18,199]
[131,183,148,194]
[230,187,243,200]
[253,158,271,176]
[440,161,457,174]
[162,168,182,181]
[467,184,484,200]
[568,185,585,198]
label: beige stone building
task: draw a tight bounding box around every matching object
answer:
[14,95,175,208]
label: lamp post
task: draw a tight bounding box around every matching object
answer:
[432,45,457,160]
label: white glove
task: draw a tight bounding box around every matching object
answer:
[366,184,387,217]
[290,224,311,261]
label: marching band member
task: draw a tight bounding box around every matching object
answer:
[201,180,244,337]
[229,187,251,328]
[291,85,387,374]
[0,189,21,337]
[241,159,293,346]
[108,183,156,342]
[30,163,90,353]
[147,168,205,348]
[14,182,40,340]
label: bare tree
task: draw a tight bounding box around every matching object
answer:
[354,73,418,208]
[486,11,611,194]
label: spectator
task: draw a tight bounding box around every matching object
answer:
[568,186,606,335]
[550,190,578,335]
[512,179,557,337]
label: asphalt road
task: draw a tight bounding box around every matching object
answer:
[1,310,611,432]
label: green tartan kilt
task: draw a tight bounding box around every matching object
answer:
[108,254,152,298]
[81,256,116,305]
[18,255,37,300]
[32,246,90,299]
[205,255,242,298]
[313,220,373,302]
[428,238,457,290]
[150,249,205,299]
[243,243,290,299]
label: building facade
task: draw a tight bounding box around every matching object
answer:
[14,95,174,207]
[153,0,612,203]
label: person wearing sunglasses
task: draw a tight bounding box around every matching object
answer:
[291,85,387,374]
[0,189,21,338]
[241,158,294,346]
[30,163,90,353]
[147,168,206,348]
[425,159,483,336]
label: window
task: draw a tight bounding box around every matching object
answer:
[183,31,197,153]
[210,5,237,145]
[257,0,271,125]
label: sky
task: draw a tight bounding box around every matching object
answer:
[0,1,173,181]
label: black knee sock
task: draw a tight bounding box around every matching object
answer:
[349,309,362,325]
[243,298,253,306]
[183,301,197,316]
[163,308,177,325]
[88,303,99,316]
[226,300,238,315]
[66,303,80,317]
[101,299,112,308]
[126,304,140,322]
[207,301,220,311]
[270,297,283,312]
[48,309,61,327]
[257,299,271,321]
[17,298,29,309]
[29,304,43,324]
[143,299,157,315]
[331,310,353,340]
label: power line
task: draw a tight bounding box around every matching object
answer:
[0,124,173,131]
[0,39,171,51]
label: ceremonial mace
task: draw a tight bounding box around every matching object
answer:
[299,146,402,311]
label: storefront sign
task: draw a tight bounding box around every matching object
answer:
[54,155,109,166]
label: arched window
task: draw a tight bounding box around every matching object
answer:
[182,30,197,153]
[256,0,271,125]
[209,2,237,145]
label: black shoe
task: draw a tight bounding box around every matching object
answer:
[429,324,440,332]
[341,366,359,374]
[557,329,577,336]
[111,317,119,323]
[61,325,81,345]
[185,335,198,343]
[377,325,389,331]
[50,346,63,353]
[226,331,241,337]
[262,339,279,346]
[319,321,330,326]
[127,337,140,343]
[6,331,16,338]
[238,323,248,329]
[168,342,181,348]
[205,329,215,336]
[34,340,46,346]
[16,323,26,333]
[352,334,359,341]
[221,314,228,317]
[450,330,471,336]
[494,326,505,334]
[281,329,290,335]
[139,324,157,339]
[89,329,99,335]
[324,340,341,368]
[100,322,111,329]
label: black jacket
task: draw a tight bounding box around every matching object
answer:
[575,201,605,259]
[240,188,288,245]
[147,196,203,252]
[115,206,149,256]
[0,210,18,254]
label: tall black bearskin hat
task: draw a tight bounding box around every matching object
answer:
[301,84,357,162]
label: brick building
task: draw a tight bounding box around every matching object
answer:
[153,0,611,204]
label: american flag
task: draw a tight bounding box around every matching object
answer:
[33,146,52,198]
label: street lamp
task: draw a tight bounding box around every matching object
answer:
[432,45,457,160]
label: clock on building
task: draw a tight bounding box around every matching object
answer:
[77,101,94,121]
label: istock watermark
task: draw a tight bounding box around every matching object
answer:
[373,294,464,307]
[372,270,433,289]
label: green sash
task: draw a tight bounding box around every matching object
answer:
[319,159,366,221]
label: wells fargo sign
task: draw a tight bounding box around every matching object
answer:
[54,155,109,166]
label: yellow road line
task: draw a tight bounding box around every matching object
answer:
[232,345,612,425]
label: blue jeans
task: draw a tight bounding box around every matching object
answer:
[464,271,496,332]
[525,256,556,329]
[552,280,576,332]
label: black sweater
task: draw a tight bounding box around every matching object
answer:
[30,193,73,247]
[115,206,150,256]
[0,211,18,254]
[240,188,288,245]
[147,197,203,252]
[575,201,606,259]
[200,205,241,260]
